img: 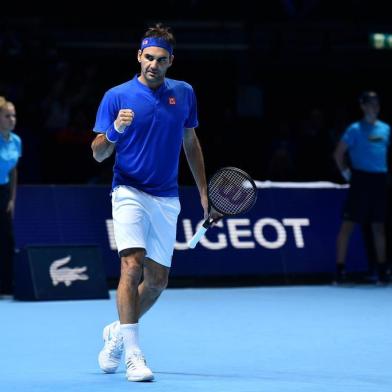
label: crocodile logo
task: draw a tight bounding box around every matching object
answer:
[49,255,89,287]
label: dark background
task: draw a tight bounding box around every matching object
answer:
[1,1,392,186]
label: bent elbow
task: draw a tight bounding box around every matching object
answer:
[93,154,105,163]
[92,150,104,163]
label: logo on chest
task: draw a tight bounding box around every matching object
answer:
[168,97,176,105]
[368,135,384,142]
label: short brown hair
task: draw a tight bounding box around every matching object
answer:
[0,96,13,112]
[143,23,176,48]
[359,91,379,104]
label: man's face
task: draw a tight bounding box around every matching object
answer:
[138,46,173,85]
[361,99,380,119]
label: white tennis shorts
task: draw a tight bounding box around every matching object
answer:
[111,185,181,267]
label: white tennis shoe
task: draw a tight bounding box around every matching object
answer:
[126,350,154,382]
[98,321,124,373]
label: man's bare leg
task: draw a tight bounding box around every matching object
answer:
[138,258,169,318]
[116,248,154,381]
[117,248,145,324]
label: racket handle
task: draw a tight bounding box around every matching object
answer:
[188,220,210,249]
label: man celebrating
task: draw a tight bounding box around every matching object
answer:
[91,23,209,381]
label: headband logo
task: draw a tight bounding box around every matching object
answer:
[140,37,173,55]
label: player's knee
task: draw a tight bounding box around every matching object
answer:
[119,247,145,259]
[119,249,144,282]
[145,275,168,293]
[121,263,142,285]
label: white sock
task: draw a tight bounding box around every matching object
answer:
[120,323,141,357]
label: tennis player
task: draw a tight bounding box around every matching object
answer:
[91,23,209,382]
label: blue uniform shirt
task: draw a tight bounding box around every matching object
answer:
[0,132,22,185]
[94,75,198,196]
[342,120,390,173]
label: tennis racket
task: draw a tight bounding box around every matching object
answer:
[188,167,258,249]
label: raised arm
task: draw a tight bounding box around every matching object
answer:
[91,109,134,162]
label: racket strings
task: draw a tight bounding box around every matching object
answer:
[208,169,257,215]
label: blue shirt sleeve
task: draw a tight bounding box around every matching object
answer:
[184,87,199,129]
[93,90,118,133]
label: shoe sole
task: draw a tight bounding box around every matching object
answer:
[127,374,154,382]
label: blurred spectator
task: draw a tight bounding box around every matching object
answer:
[266,119,296,180]
[295,107,331,180]
[52,107,97,183]
[41,76,71,133]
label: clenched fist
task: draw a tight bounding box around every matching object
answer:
[114,109,135,132]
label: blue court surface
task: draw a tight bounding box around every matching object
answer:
[1,285,391,392]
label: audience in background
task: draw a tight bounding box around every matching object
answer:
[0,24,371,186]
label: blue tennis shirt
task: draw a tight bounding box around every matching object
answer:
[341,119,390,173]
[0,132,22,185]
[94,75,198,196]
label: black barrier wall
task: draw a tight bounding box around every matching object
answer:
[14,245,109,301]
